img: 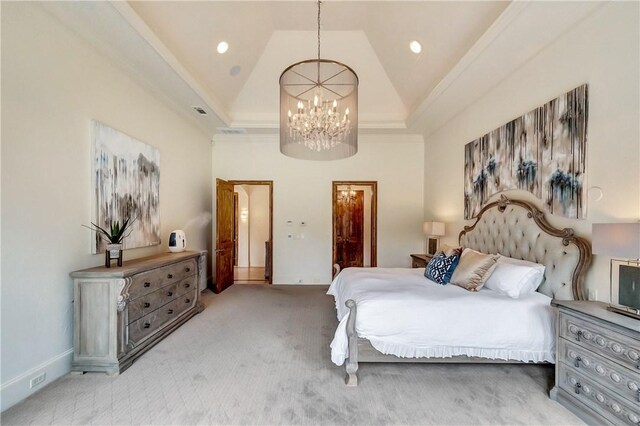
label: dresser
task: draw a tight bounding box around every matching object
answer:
[70,251,207,375]
[410,253,433,268]
[551,301,640,425]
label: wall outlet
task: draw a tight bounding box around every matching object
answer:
[297,279,303,283]
[588,289,598,301]
[29,372,46,389]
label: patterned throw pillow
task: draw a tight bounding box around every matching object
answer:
[424,252,460,285]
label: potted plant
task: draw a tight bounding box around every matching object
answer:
[84,217,136,267]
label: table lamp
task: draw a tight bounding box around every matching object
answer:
[423,221,445,255]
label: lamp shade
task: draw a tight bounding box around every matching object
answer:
[592,223,640,259]
[422,221,431,236]
[431,222,445,237]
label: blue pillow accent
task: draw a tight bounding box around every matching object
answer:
[424,252,460,284]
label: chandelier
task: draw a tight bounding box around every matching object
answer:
[340,186,357,204]
[279,0,358,160]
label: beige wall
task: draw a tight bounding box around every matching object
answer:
[213,135,425,284]
[1,3,213,410]
[424,2,640,301]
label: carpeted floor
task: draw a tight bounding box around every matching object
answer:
[2,285,582,425]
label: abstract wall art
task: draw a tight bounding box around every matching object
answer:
[92,120,160,253]
[464,84,588,219]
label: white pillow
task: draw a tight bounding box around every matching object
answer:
[484,255,546,298]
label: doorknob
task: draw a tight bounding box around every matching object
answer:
[215,249,224,253]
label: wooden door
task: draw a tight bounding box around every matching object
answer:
[335,190,364,269]
[215,179,235,293]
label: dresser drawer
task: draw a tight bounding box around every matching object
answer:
[559,339,640,403]
[560,312,640,372]
[128,290,198,344]
[174,276,197,297]
[129,259,197,300]
[558,365,640,425]
[128,282,178,324]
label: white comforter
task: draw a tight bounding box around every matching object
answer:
[328,267,556,366]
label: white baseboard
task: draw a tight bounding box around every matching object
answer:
[1,348,73,412]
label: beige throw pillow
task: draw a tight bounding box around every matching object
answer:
[450,248,499,291]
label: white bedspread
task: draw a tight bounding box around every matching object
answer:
[328,267,556,366]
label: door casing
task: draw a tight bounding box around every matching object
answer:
[220,180,274,285]
[332,181,377,276]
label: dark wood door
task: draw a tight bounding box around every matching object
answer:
[215,179,234,293]
[335,190,364,269]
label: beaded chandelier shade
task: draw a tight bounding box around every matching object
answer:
[279,1,358,160]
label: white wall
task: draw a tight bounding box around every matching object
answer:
[213,135,425,284]
[234,185,249,267]
[245,185,270,268]
[1,3,213,410]
[423,2,640,300]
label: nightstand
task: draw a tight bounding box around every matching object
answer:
[550,300,640,426]
[410,254,433,268]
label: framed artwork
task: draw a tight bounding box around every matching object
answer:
[610,259,640,316]
[464,85,588,219]
[91,120,160,253]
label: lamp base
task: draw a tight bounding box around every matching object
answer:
[607,305,640,320]
[427,237,440,256]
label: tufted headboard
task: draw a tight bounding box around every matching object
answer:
[459,195,591,300]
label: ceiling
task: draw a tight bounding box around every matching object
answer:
[40,1,604,137]
[127,1,509,131]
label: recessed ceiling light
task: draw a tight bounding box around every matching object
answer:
[217,41,229,54]
[409,40,422,54]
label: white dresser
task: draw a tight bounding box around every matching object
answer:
[70,251,207,374]
[551,301,640,425]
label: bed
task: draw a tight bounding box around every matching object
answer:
[328,195,591,386]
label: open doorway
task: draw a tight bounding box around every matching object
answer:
[215,179,273,293]
[233,182,272,284]
[332,181,377,274]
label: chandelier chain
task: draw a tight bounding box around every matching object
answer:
[317,0,321,81]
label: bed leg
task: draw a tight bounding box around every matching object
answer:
[345,299,359,386]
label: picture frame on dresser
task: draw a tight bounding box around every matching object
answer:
[70,250,207,375]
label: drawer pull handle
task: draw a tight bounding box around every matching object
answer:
[576,330,583,341]
[167,274,173,279]
[185,267,191,272]
[574,356,582,368]
[143,322,151,329]
[144,282,151,288]
[167,291,173,297]
[144,302,151,308]
[185,299,191,304]
[574,382,582,394]
[184,283,191,288]
[167,309,174,315]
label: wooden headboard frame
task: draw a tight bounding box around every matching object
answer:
[458,195,591,300]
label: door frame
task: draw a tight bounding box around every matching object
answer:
[332,181,377,274]
[228,180,273,284]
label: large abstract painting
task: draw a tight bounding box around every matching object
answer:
[92,120,160,253]
[464,85,588,219]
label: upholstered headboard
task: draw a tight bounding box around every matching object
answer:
[459,196,591,300]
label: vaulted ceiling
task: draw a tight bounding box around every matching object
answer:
[40,1,604,137]
[128,1,508,131]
